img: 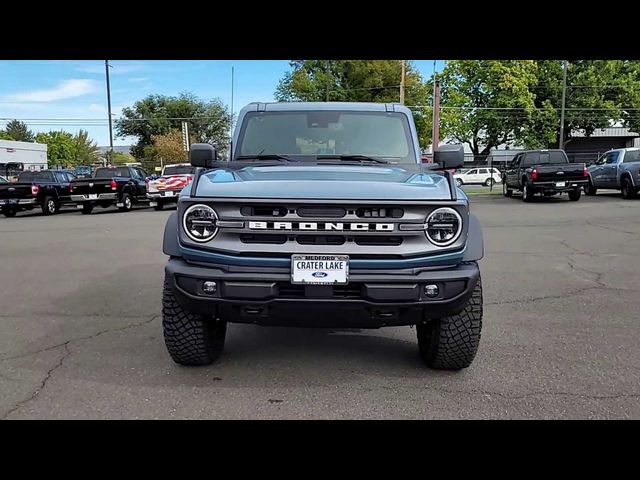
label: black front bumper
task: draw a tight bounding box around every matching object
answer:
[165,258,480,328]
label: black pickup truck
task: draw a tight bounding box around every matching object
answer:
[502,149,588,202]
[70,165,149,214]
[0,170,76,217]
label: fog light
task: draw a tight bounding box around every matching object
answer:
[424,284,439,298]
[203,281,217,294]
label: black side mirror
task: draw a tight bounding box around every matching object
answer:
[433,144,464,170]
[190,143,218,168]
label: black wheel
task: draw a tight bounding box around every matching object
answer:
[162,278,227,366]
[417,274,483,370]
[455,178,463,188]
[41,196,58,215]
[2,208,17,218]
[502,181,513,197]
[81,204,94,215]
[522,183,534,202]
[584,179,597,196]
[621,178,637,199]
[119,193,133,212]
[153,201,164,211]
[568,187,581,201]
[484,178,494,187]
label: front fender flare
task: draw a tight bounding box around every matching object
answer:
[462,212,484,262]
[163,212,181,257]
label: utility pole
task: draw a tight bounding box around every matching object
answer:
[559,60,568,149]
[399,60,406,104]
[230,66,235,129]
[432,79,441,158]
[105,60,114,165]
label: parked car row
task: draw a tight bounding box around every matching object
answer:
[0,163,195,217]
[584,148,640,199]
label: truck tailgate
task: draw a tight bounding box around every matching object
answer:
[70,179,113,196]
[0,183,33,201]
[535,163,586,182]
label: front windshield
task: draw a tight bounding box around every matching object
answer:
[236,111,416,163]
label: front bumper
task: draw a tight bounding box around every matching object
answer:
[165,257,480,328]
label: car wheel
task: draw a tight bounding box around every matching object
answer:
[621,178,637,199]
[162,278,227,366]
[42,196,58,215]
[522,183,534,202]
[81,204,94,215]
[2,208,17,218]
[484,178,494,187]
[417,274,482,370]
[503,181,513,197]
[455,178,463,187]
[568,187,581,201]
[584,179,597,196]
[119,193,133,212]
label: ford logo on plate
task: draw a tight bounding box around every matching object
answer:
[312,272,328,278]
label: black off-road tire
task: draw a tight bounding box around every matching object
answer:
[153,201,164,211]
[42,196,58,215]
[162,279,227,366]
[417,275,483,370]
[2,208,17,218]
[522,182,534,202]
[81,204,94,215]
[621,178,637,199]
[502,181,513,197]
[584,179,597,196]
[568,187,581,201]
[119,193,133,212]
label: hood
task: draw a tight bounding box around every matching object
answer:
[184,164,454,201]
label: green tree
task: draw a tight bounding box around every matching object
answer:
[439,60,542,160]
[153,129,189,163]
[3,120,35,142]
[115,93,232,160]
[111,151,136,165]
[35,131,75,168]
[72,129,100,164]
[275,60,433,148]
[0,130,13,140]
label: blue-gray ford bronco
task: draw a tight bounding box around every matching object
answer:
[162,102,484,370]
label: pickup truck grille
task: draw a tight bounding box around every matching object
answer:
[180,200,468,259]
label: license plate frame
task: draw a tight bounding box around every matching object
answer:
[555,181,566,188]
[163,191,175,197]
[291,254,349,285]
[88,194,98,200]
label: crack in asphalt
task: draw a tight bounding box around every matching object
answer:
[0,315,158,362]
[1,344,71,420]
[486,286,600,306]
[0,315,158,420]
[586,220,638,236]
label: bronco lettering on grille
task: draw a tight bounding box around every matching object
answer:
[248,221,394,232]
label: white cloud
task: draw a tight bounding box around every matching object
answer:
[5,79,98,103]
[128,77,149,83]
[77,62,145,75]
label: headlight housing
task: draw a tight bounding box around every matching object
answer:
[425,207,462,247]
[183,204,218,243]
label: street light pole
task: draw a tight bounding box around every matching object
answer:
[105,60,114,165]
[559,60,568,149]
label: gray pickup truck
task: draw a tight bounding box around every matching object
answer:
[161,102,485,370]
[585,148,640,199]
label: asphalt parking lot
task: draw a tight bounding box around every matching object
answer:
[1,192,639,419]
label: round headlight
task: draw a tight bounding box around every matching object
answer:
[183,204,218,243]
[425,207,462,247]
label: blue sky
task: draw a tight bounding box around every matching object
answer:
[0,60,444,146]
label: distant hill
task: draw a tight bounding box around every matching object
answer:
[97,146,132,155]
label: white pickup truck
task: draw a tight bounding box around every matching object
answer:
[147,163,195,210]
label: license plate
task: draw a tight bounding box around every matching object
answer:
[291,255,349,285]
[555,181,566,188]
[9,199,19,205]
[88,194,98,199]
[163,191,175,197]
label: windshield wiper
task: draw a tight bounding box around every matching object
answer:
[315,154,390,164]
[235,154,297,162]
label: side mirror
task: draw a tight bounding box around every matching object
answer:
[433,144,464,170]
[190,143,218,168]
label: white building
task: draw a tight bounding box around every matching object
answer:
[0,140,48,171]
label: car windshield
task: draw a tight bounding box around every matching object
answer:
[163,165,195,175]
[94,167,130,178]
[236,111,416,163]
